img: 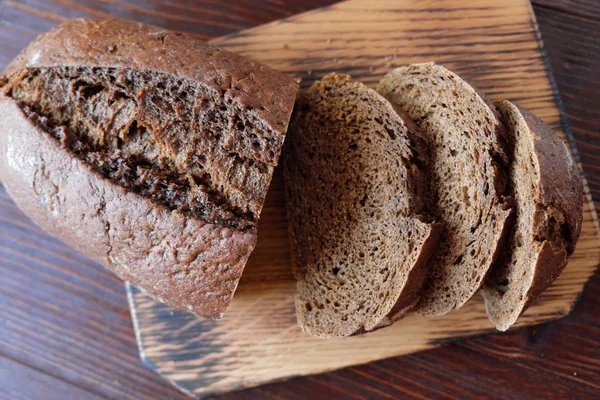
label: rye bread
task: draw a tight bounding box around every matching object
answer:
[0,18,297,318]
[481,100,583,331]
[283,73,443,338]
[378,63,513,316]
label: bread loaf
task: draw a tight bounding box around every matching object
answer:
[378,63,513,316]
[284,73,443,338]
[481,100,583,331]
[0,18,298,318]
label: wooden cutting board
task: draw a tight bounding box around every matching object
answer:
[127,0,600,397]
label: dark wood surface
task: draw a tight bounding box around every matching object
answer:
[0,0,598,399]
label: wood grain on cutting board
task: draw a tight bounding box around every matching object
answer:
[128,0,600,397]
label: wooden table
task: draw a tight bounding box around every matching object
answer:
[0,0,598,399]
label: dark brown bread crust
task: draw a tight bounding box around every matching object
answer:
[2,18,297,139]
[482,100,583,330]
[0,99,256,318]
[519,104,583,250]
[0,19,298,318]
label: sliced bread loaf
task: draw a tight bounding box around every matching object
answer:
[0,18,298,318]
[481,100,583,331]
[283,73,443,338]
[378,63,513,316]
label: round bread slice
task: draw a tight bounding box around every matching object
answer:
[283,73,443,338]
[378,63,513,316]
[481,100,583,331]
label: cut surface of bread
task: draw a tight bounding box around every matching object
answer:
[3,67,272,229]
[284,73,443,338]
[0,18,298,318]
[481,100,583,331]
[378,63,513,316]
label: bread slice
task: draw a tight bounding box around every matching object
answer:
[378,63,513,316]
[0,18,297,318]
[283,73,443,338]
[481,100,583,331]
